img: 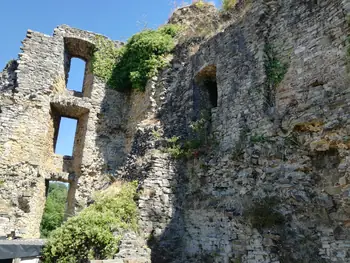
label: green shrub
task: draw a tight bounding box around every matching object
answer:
[42,181,138,263]
[222,0,237,10]
[40,183,68,238]
[92,24,181,91]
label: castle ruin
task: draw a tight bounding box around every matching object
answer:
[2,0,350,262]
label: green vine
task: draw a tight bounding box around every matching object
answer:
[92,24,181,91]
[42,181,138,263]
[264,44,288,89]
[264,44,289,107]
[163,111,214,159]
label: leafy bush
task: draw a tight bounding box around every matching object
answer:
[92,24,181,91]
[222,0,237,10]
[42,181,138,263]
[40,182,68,238]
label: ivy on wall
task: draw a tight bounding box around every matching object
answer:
[263,44,289,108]
[92,24,181,91]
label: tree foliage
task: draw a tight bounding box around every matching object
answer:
[42,181,138,263]
[40,182,68,238]
[92,24,181,91]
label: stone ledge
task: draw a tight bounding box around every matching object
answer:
[50,95,91,118]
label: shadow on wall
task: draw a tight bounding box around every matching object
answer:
[141,4,264,262]
[93,84,129,181]
[0,60,18,94]
[146,160,188,263]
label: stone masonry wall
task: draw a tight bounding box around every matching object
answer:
[2,0,350,262]
[151,0,350,262]
[113,0,350,262]
[0,26,132,238]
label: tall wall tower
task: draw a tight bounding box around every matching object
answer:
[0,26,128,238]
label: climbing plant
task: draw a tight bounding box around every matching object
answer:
[264,44,289,107]
[162,111,214,159]
[42,181,138,263]
[264,44,288,89]
[92,24,181,91]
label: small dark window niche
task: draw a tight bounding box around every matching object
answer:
[195,64,218,111]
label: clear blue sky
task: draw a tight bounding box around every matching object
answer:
[0,0,220,156]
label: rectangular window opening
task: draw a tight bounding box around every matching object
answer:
[205,79,218,108]
[55,117,78,157]
[67,58,86,93]
[40,180,69,238]
[195,65,218,110]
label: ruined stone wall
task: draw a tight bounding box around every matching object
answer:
[0,26,134,238]
[114,0,350,262]
[2,0,350,262]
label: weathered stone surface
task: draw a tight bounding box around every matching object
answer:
[0,26,129,238]
[2,0,350,262]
